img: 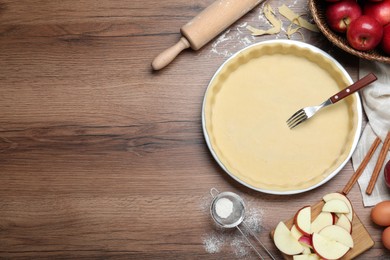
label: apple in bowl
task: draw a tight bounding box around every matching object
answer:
[326,0,362,33]
[347,15,384,51]
[382,24,390,55]
[363,0,390,26]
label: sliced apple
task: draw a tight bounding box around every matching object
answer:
[331,212,337,224]
[322,199,350,214]
[291,225,311,254]
[319,225,354,248]
[336,213,352,233]
[291,224,303,240]
[298,235,313,249]
[312,232,350,260]
[294,206,311,236]
[295,242,312,255]
[311,212,333,234]
[293,254,320,260]
[301,245,312,255]
[274,221,304,255]
[323,193,353,221]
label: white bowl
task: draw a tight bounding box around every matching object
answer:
[202,40,362,195]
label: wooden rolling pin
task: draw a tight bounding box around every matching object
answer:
[152,0,264,70]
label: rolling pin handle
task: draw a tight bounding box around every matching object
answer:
[152,37,190,70]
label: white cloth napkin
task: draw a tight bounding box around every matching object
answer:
[352,60,390,207]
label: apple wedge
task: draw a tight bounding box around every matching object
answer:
[301,245,312,255]
[291,225,311,254]
[294,206,311,236]
[336,213,352,233]
[312,233,350,260]
[298,235,313,249]
[274,221,304,255]
[322,199,350,214]
[319,225,354,248]
[323,193,353,221]
[293,254,320,260]
[291,224,303,240]
[311,212,333,234]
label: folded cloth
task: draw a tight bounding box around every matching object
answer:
[352,60,390,207]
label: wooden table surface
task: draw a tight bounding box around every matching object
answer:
[1,0,389,259]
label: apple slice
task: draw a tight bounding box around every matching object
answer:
[294,206,311,236]
[291,224,303,240]
[331,213,337,224]
[312,233,350,260]
[293,254,320,260]
[274,221,304,255]
[336,213,352,233]
[323,193,353,221]
[322,199,350,214]
[298,235,313,249]
[311,212,333,234]
[301,245,312,255]
[319,225,354,248]
[292,226,312,254]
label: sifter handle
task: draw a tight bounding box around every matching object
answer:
[152,37,190,70]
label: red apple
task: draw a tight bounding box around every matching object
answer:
[384,159,390,188]
[382,24,390,54]
[364,0,390,26]
[326,0,362,33]
[347,15,384,50]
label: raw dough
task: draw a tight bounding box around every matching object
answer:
[204,42,358,192]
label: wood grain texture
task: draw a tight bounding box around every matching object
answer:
[0,0,389,259]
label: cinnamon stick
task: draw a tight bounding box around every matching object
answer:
[342,136,381,195]
[366,131,390,195]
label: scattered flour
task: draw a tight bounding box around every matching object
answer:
[200,192,265,258]
[206,0,319,58]
[208,20,259,58]
[243,207,264,233]
[206,1,272,58]
[202,232,224,253]
[231,236,250,257]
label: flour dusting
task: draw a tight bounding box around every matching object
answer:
[206,0,319,58]
[243,206,264,233]
[231,237,250,257]
[201,193,265,258]
[202,232,224,253]
[208,24,256,58]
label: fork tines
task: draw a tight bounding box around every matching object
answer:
[286,109,308,129]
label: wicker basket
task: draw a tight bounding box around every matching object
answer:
[309,0,390,63]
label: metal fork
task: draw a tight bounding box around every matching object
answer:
[287,73,377,129]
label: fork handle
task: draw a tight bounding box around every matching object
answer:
[330,73,377,103]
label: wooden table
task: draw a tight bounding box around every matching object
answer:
[0,0,389,259]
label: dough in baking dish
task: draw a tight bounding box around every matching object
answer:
[204,43,357,192]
